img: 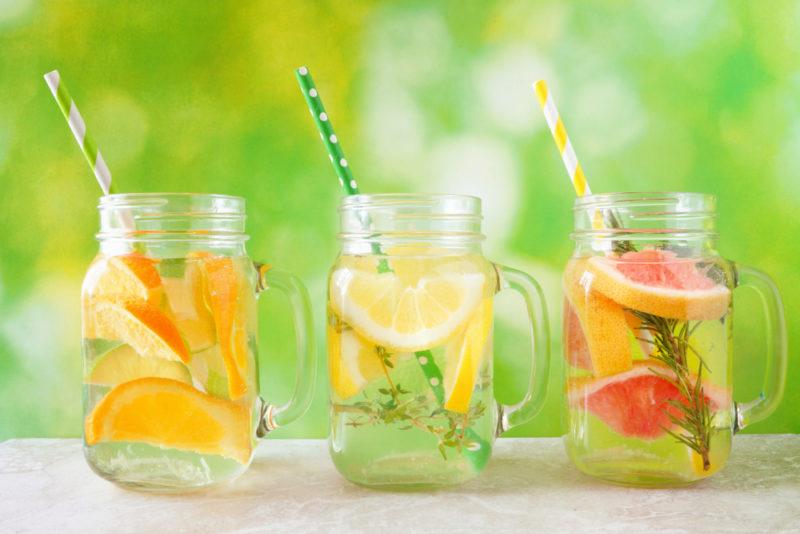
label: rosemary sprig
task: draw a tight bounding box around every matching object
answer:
[630,310,714,470]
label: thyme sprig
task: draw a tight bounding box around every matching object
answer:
[630,310,714,471]
[334,342,486,460]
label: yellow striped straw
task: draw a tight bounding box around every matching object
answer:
[533,80,590,197]
[533,79,603,229]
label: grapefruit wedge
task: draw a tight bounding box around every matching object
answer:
[85,377,251,464]
[586,249,730,321]
[568,360,730,440]
[563,302,592,371]
[563,258,632,377]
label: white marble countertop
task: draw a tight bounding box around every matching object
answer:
[0,436,798,533]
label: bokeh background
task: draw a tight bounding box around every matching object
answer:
[0,0,797,439]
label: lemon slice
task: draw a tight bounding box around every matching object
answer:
[330,262,486,352]
[87,344,192,387]
[443,299,493,413]
[327,324,399,399]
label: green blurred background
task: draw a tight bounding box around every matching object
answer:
[0,0,797,439]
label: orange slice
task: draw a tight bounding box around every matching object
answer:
[586,250,731,321]
[161,260,216,352]
[93,300,190,363]
[83,253,164,339]
[84,253,162,305]
[563,258,632,377]
[194,253,249,400]
[85,377,251,464]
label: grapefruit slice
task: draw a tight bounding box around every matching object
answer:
[93,300,190,363]
[85,377,252,464]
[329,258,485,352]
[563,301,592,370]
[568,360,730,440]
[586,249,731,321]
[327,324,398,400]
[87,344,192,387]
[443,298,493,413]
[563,258,632,377]
[193,253,250,401]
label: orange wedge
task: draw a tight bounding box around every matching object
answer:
[84,253,162,305]
[563,258,632,377]
[85,377,252,464]
[93,300,190,363]
[194,253,250,400]
[83,253,164,339]
[586,250,731,321]
[162,260,217,352]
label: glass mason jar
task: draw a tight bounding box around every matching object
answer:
[327,194,550,488]
[563,192,787,487]
[81,193,316,491]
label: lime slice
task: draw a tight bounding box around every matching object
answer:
[188,345,230,399]
[87,344,192,387]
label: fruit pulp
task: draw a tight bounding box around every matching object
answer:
[82,253,259,491]
[327,250,498,488]
[563,251,734,486]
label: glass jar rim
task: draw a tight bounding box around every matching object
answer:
[338,193,484,245]
[574,191,716,211]
[97,192,247,243]
[571,191,718,243]
[340,192,482,210]
[99,192,245,210]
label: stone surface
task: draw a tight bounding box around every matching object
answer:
[0,436,798,533]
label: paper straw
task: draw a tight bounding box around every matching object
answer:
[533,80,591,198]
[295,66,490,467]
[533,80,613,232]
[44,70,113,195]
[295,66,359,195]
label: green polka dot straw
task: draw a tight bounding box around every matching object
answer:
[295,66,489,469]
[295,66,359,195]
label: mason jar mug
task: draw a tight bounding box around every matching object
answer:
[81,193,316,491]
[327,194,551,488]
[562,192,787,487]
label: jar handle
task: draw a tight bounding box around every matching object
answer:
[493,264,551,434]
[732,263,788,432]
[253,263,317,436]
